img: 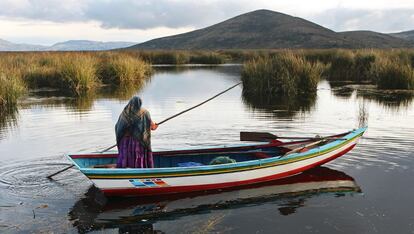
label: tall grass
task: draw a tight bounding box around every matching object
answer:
[98,54,152,85]
[137,51,227,64]
[305,49,414,89]
[58,55,99,94]
[373,56,414,89]
[0,52,152,109]
[0,67,26,109]
[242,52,323,98]
[326,50,376,82]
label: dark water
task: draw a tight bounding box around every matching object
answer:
[1,65,414,233]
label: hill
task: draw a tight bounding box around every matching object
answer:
[47,40,136,51]
[129,9,413,50]
[0,39,46,51]
[390,30,414,41]
[339,31,412,48]
[0,39,136,51]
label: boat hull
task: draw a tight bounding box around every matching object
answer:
[97,138,358,196]
[68,127,366,197]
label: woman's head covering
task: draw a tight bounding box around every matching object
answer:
[115,96,152,149]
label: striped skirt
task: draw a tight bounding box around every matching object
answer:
[116,136,154,168]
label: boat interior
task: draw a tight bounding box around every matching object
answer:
[69,135,345,169]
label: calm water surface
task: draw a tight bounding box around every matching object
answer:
[0,65,414,233]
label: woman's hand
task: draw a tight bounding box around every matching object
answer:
[150,121,158,131]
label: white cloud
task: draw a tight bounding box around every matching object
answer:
[0,19,193,45]
[0,0,413,44]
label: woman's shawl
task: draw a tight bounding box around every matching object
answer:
[115,96,152,150]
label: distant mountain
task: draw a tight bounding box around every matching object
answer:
[339,31,413,48]
[47,40,136,51]
[128,9,413,50]
[389,30,414,41]
[0,39,136,51]
[0,39,46,51]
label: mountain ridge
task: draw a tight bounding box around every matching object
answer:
[129,9,414,50]
[0,39,136,51]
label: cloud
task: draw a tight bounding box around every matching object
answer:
[0,0,253,29]
[309,8,414,32]
[0,0,87,22]
[0,0,413,33]
[84,0,254,29]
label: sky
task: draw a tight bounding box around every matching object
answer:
[0,0,413,45]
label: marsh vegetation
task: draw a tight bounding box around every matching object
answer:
[0,52,152,111]
[2,49,414,113]
[241,49,414,100]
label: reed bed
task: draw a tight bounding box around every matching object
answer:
[373,56,414,90]
[58,55,99,94]
[97,53,152,85]
[242,49,414,98]
[242,52,323,98]
[2,49,414,112]
[0,52,152,103]
[136,51,227,64]
[0,66,26,109]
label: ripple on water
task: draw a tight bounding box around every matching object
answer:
[0,156,90,199]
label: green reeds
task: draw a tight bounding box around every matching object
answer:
[0,67,26,109]
[0,52,152,97]
[138,51,226,64]
[58,55,100,95]
[373,56,414,90]
[242,52,323,98]
[189,52,227,64]
[326,50,376,82]
[98,54,152,85]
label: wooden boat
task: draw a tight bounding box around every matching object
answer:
[67,127,366,197]
[70,167,360,232]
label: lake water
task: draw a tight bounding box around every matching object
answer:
[1,65,414,233]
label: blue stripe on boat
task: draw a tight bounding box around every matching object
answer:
[66,127,367,176]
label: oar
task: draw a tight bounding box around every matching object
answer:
[240,131,345,142]
[281,139,325,158]
[46,165,74,179]
[100,82,242,153]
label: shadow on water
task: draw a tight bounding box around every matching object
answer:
[241,92,317,118]
[69,167,361,233]
[328,81,414,110]
[356,89,414,110]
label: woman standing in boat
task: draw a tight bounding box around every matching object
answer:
[115,96,158,168]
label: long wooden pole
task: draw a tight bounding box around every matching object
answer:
[47,83,241,179]
[100,82,242,153]
[157,82,241,125]
[46,165,74,179]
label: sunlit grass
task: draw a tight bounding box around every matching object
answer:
[0,65,26,109]
[242,52,323,98]
[98,53,152,85]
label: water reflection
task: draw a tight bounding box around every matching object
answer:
[242,92,317,118]
[20,82,146,112]
[69,167,361,233]
[356,89,414,110]
[328,82,414,110]
[153,64,241,77]
[0,107,19,140]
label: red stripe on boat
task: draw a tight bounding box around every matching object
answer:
[71,154,118,159]
[101,143,356,197]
